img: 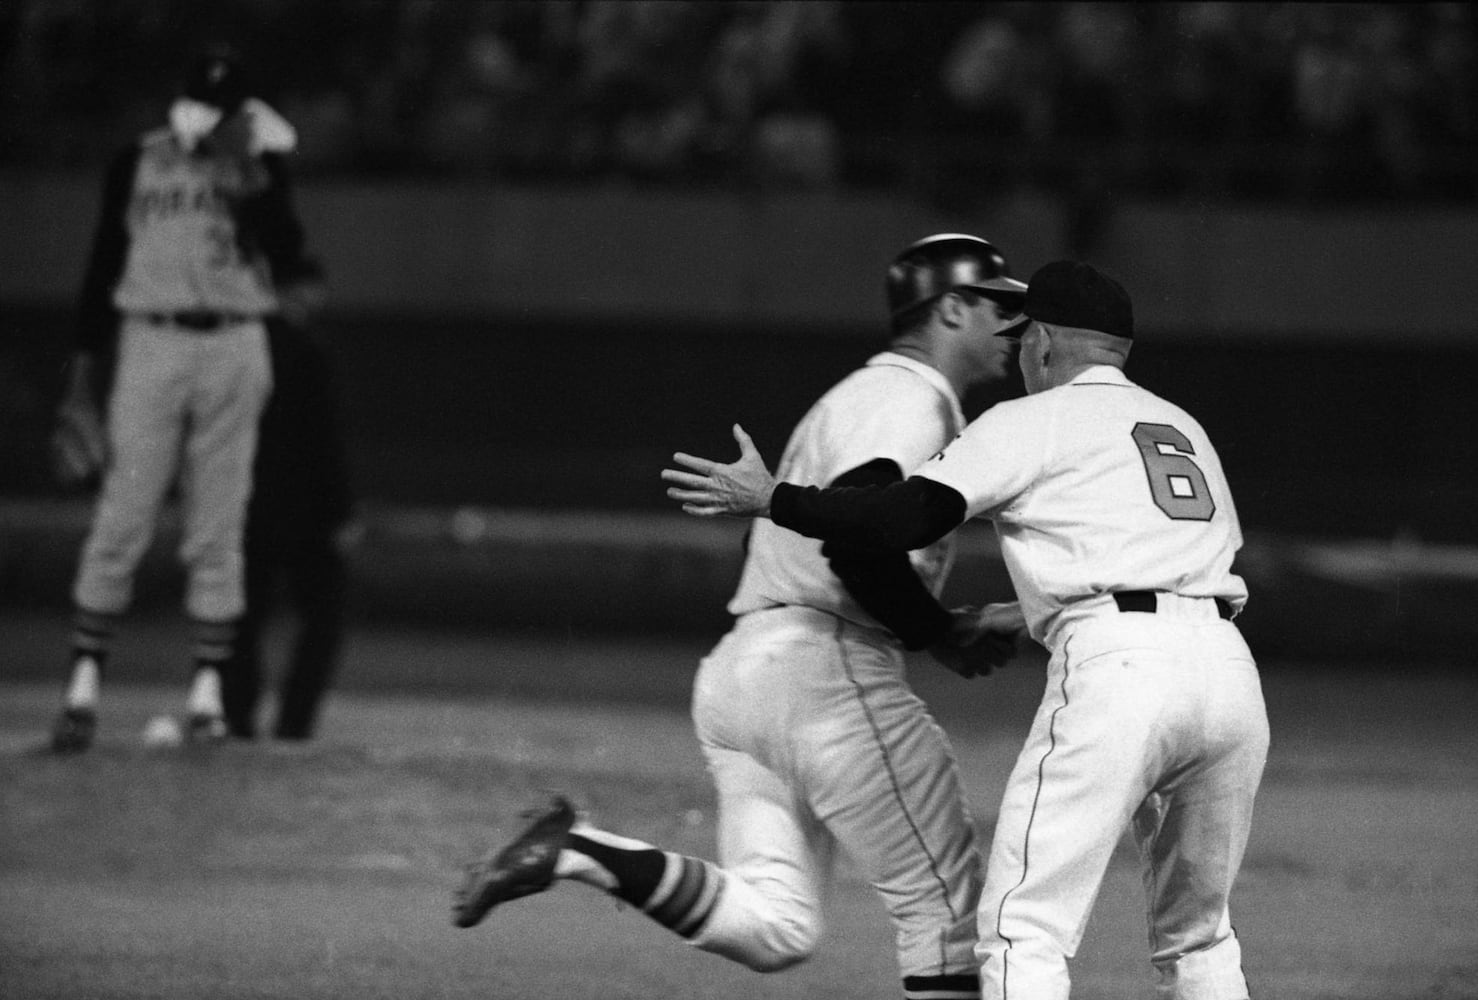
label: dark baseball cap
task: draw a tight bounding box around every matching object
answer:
[181,46,250,113]
[1024,261,1133,339]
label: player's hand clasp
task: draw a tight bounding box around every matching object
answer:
[929,602,1028,678]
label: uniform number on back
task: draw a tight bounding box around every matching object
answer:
[1131,422,1215,521]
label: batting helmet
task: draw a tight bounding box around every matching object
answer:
[886,233,1027,320]
[181,45,251,114]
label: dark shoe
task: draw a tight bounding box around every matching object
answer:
[50,707,97,754]
[452,796,577,928]
[185,712,228,744]
[224,714,257,741]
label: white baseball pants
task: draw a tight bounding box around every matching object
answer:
[73,317,271,623]
[976,599,1268,1000]
[690,606,983,984]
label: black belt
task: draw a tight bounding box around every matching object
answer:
[1113,590,1233,620]
[143,311,253,331]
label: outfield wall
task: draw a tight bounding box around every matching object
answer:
[1,498,1473,667]
[4,306,1476,543]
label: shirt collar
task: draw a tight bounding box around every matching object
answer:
[867,352,965,429]
[1067,364,1134,387]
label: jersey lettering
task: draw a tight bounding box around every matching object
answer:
[1131,422,1215,521]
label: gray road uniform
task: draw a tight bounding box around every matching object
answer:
[47,52,317,755]
[71,122,308,630]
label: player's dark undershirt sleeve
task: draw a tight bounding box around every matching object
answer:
[772,476,967,552]
[75,143,142,358]
[822,459,952,650]
[237,153,312,284]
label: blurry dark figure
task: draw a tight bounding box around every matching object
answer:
[223,266,356,741]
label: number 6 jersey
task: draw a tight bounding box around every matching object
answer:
[914,365,1247,648]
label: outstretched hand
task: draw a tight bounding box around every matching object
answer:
[662,424,776,518]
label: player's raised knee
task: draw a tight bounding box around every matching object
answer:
[741,919,819,973]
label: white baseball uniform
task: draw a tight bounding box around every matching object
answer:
[692,352,984,1000]
[915,365,1268,1000]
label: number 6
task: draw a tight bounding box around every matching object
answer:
[1131,422,1214,521]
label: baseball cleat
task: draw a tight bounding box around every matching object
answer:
[50,706,97,754]
[452,795,577,928]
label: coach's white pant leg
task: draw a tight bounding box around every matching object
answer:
[177,323,272,622]
[976,636,1166,1000]
[801,631,981,986]
[689,745,827,972]
[1136,640,1267,1000]
[72,323,189,615]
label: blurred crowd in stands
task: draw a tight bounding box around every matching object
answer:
[3,0,1474,204]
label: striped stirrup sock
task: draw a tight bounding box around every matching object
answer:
[903,973,981,1000]
[69,608,116,666]
[567,833,723,939]
[65,609,115,707]
[191,618,240,671]
[642,853,724,938]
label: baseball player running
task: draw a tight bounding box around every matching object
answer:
[454,235,1032,1000]
[49,45,314,752]
[664,261,1269,1000]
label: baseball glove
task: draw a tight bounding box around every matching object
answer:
[49,399,107,490]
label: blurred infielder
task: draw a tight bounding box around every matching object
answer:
[49,45,316,752]
[663,261,1270,1000]
[453,235,1032,1000]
